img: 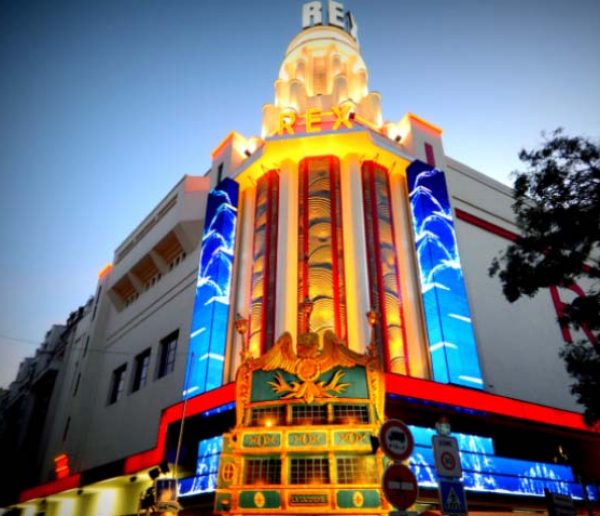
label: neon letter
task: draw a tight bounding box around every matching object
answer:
[305,108,322,133]
[302,1,322,28]
[328,1,345,29]
[278,111,297,135]
[332,105,353,130]
[347,11,358,40]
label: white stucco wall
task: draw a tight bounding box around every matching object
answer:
[446,158,581,412]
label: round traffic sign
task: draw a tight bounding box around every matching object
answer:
[441,451,456,471]
[382,463,419,510]
[379,419,414,461]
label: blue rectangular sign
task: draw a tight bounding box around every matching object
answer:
[183,177,239,399]
[439,479,468,516]
[406,160,483,389]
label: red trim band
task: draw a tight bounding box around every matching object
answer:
[20,377,597,503]
[385,373,596,434]
[455,208,518,242]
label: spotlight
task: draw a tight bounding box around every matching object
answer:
[149,467,161,480]
[77,489,84,496]
[159,461,170,474]
[129,476,137,483]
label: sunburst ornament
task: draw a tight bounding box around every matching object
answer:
[251,331,368,404]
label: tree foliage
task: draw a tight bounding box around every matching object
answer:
[489,129,600,426]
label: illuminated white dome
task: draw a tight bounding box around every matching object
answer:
[262,25,382,137]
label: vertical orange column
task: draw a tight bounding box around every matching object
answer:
[362,161,408,374]
[297,156,347,341]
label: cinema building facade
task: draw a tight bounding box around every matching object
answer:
[4,2,600,515]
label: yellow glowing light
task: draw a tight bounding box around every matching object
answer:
[97,263,113,280]
[278,111,297,135]
[263,418,274,428]
[305,108,322,133]
[407,112,443,135]
[331,105,353,130]
[211,131,240,160]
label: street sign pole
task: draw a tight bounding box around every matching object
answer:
[432,421,468,516]
[379,419,418,512]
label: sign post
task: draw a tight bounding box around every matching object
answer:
[545,489,576,516]
[379,419,418,511]
[439,479,468,516]
[432,420,468,516]
[379,419,414,462]
[382,463,419,511]
[432,435,462,478]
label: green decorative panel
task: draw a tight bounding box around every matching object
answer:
[251,366,369,402]
[239,490,281,509]
[250,370,297,402]
[242,432,281,448]
[214,492,232,512]
[288,431,327,447]
[333,430,372,448]
[327,367,369,398]
[337,489,381,509]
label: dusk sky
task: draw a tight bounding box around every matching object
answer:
[1,0,599,388]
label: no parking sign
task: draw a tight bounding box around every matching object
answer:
[432,435,462,478]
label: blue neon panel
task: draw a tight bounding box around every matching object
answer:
[406,160,483,389]
[178,436,223,498]
[406,424,596,500]
[178,426,597,502]
[409,425,495,455]
[409,444,583,499]
[183,178,239,399]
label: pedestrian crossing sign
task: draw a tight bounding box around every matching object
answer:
[439,479,468,516]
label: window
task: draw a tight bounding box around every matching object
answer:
[217,163,224,184]
[245,458,281,485]
[337,456,378,484]
[178,436,224,497]
[92,286,102,320]
[424,142,436,167]
[132,349,151,392]
[332,404,370,424]
[290,457,329,485]
[72,373,81,396]
[157,330,178,378]
[169,252,186,271]
[62,417,71,442]
[291,404,327,425]
[125,291,139,306]
[250,405,285,427]
[108,364,127,404]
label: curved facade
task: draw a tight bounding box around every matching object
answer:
[4,3,600,516]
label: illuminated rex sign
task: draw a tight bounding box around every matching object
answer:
[302,1,358,40]
[276,105,354,136]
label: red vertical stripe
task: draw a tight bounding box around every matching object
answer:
[383,168,410,375]
[329,156,341,338]
[247,181,261,355]
[366,163,392,371]
[424,143,436,167]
